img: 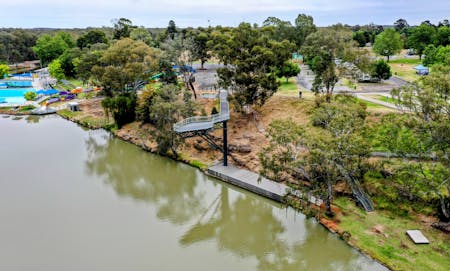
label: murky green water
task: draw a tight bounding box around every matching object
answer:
[0,116,388,271]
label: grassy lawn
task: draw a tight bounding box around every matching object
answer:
[377,96,397,104]
[389,58,422,65]
[57,109,113,129]
[0,106,13,112]
[367,95,397,104]
[55,79,85,91]
[277,77,299,96]
[341,78,358,90]
[357,98,386,109]
[389,58,422,82]
[67,79,83,86]
[335,197,450,271]
[0,105,35,113]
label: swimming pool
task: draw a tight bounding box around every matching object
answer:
[0,88,36,104]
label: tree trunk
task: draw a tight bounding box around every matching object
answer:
[387,55,390,62]
[440,197,449,221]
[189,81,197,99]
[286,77,289,83]
[325,92,332,103]
[201,60,205,70]
[326,181,334,216]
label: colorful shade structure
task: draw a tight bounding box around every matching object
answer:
[43,89,58,95]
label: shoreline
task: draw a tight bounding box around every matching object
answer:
[53,110,393,270]
[3,110,447,271]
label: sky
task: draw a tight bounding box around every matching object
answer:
[1,0,449,28]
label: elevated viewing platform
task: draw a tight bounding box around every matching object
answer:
[173,90,229,133]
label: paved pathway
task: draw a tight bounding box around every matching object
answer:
[355,94,399,110]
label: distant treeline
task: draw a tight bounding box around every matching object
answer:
[1,17,448,65]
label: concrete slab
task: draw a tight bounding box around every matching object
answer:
[406,230,430,244]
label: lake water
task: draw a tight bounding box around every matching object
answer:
[0,115,388,271]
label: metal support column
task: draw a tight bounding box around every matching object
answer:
[223,121,228,166]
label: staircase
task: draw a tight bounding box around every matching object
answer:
[174,90,229,133]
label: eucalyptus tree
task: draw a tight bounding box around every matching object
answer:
[407,23,436,59]
[211,23,294,111]
[76,29,108,49]
[373,28,403,62]
[301,27,366,100]
[260,95,373,215]
[112,18,135,40]
[33,32,75,66]
[378,65,450,220]
[91,38,160,95]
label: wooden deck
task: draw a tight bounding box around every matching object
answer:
[207,164,288,202]
[207,164,323,207]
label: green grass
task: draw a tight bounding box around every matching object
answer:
[335,197,450,271]
[66,79,83,86]
[389,59,422,82]
[58,109,112,129]
[357,99,386,109]
[0,105,35,113]
[189,159,208,170]
[377,96,397,104]
[277,77,299,95]
[389,58,422,65]
[178,153,209,170]
[341,78,357,90]
[0,106,13,111]
[18,105,35,112]
[57,109,79,119]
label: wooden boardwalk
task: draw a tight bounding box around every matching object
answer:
[207,164,288,202]
[207,164,324,205]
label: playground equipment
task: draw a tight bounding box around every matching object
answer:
[174,90,230,166]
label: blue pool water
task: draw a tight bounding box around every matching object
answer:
[0,88,35,104]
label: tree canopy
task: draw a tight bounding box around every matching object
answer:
[0,64,9,78]
[378,66,450,220]
[0,30,37,63]
[130,27,154,46]
[407,23,436,59]
[301,27,363,98]
[373,28,403,62]
[33,32,75,66]
[91,38,160,95]
[112,18,135,40]
[260,95,372,215]
[211,23,294,111]
[77,30,108,49]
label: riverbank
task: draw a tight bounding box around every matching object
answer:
[35,95,450,271]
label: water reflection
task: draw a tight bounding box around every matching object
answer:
[181,187,367,271]
[84,133,386,271]
[25,115,40,124]
[85,134,204,224]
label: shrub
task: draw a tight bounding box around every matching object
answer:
[101,92,137,128]
[24,91,37,101]
[371,59,392,80]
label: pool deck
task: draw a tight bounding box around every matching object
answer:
[32,76,44,90]
[0,76,48,107]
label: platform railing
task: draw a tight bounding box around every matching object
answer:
[174,90,230,132]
